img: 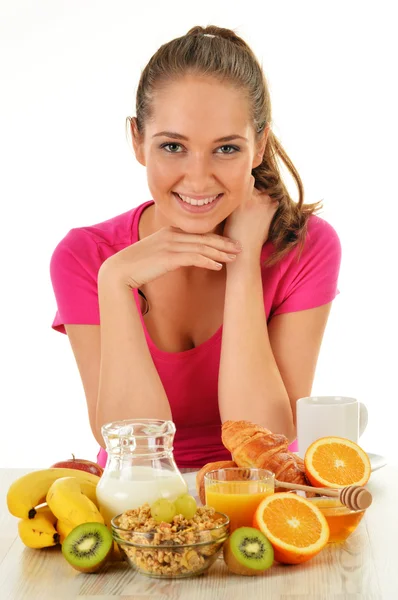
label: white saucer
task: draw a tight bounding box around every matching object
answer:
[367,452,387,472]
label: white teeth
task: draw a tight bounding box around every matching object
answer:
[177,193,219,206]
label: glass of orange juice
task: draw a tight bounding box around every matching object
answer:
[204,468,274,531]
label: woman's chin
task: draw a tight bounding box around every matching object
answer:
[177,221,224,235]
[173,213,227,235]
[152,202,226,235]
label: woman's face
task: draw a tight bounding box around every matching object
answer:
[133,74,268,235]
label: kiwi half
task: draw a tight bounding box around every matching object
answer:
[62,522,113,573]
[223,527,274,576]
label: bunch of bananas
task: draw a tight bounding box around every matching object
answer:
[7,468,102,549]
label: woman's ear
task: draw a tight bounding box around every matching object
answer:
[252,124,270,169]
[130,117,146,166]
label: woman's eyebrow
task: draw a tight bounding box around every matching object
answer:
[152,131,248,143]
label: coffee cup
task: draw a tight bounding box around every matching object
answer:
[296,396,368,458]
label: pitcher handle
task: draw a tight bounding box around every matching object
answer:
[359,402,368,437]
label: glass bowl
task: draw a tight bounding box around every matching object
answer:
[306,496,366,543]
[111,510,229,578]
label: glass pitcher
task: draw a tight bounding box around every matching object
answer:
[96,419,188,525]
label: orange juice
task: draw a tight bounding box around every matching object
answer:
[308,498,365,543]
[205,480,273,531]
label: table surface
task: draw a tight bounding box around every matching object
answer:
[1,464,397,600]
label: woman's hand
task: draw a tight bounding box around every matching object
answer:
[223,175,279,256]
[98,227,242,289]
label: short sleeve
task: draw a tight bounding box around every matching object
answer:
[50,228,102,334]
[271,217,342,317]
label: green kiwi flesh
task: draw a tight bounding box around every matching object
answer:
[62,522,113,573]
[223,527,274,575]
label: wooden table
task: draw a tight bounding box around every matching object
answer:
[1,465,396,599]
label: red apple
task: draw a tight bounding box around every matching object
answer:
[50,454,103,477]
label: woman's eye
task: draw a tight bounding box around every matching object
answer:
[161,143,183,153]
[217,145,240,154]
[159,143,240,154]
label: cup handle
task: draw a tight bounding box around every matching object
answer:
[359,402,368,437]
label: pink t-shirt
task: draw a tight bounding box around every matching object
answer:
[50,200,341,468]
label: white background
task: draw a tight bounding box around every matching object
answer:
[1,0,397,467]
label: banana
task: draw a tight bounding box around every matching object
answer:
[18,512,60,549]
[77,481,99,507]
[35,504,58,526]
[46,477,104,528]
[56,519,74,544]
[7,468,100,520]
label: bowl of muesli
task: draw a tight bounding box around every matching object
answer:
[111,503,230,578]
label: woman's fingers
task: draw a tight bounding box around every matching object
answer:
[168,242,239,263]
[169,252,225,271]
[161,228,242,272]
[102,225,244,290]
[167,227,241,253]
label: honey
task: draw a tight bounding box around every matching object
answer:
[308,497,365,543]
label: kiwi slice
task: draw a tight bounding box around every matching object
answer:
[62,522,113,573]
[223,527,274,575]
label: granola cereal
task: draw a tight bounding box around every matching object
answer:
[112,504,229,577]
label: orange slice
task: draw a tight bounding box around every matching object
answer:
[304,436,371,488]
[253,493,330,564]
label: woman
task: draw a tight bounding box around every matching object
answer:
[50,25,341,470]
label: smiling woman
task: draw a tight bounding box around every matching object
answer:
[49,25,341,470]
[130,73,261,235]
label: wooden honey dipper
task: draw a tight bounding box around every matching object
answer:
[274,480,372,510]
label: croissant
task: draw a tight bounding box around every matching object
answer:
[221,420,312,491]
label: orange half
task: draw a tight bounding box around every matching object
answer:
[304,436,371,488]
[253,493,330,564]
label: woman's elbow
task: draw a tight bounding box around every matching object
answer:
[286,424,297,445]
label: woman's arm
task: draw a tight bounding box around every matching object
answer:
[218,250,332,442]
[96,268,172,432]
[58,226,240,447]
[65,269,171,447]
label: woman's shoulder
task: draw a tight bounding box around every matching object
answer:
[296,212,341,269]
[50,202,151,276]
[57,206,138,248]
[52,201,151,256]
[305,213,341,247]
[269,214,342,317]
[291,213,342,264]
[272,213,341,276]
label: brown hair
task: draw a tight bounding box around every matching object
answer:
[128,25,323,266]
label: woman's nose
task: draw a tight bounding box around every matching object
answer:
[183,154,214,190]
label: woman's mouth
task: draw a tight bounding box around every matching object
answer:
[173,192,223,213]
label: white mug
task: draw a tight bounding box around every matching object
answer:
[296,396,368,458]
